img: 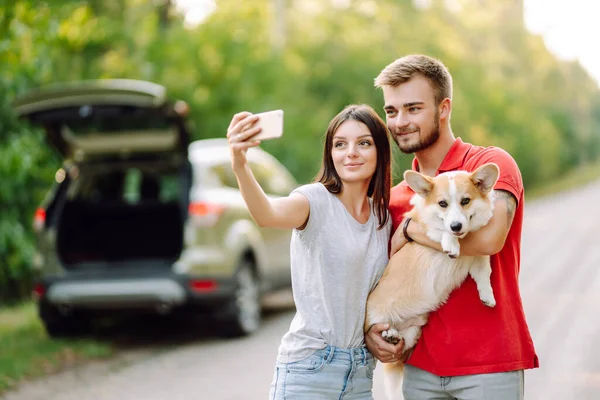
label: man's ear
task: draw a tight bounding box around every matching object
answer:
[404,170,434,197]
[470,163,500,195]
[439,98,452,120]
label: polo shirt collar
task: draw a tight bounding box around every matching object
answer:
[411,138,471,175]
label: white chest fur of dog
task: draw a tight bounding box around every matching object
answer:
[364,163,500,398]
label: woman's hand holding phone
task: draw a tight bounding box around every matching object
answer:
[226,112,262,170]
[227,110,284,170]
[226,110,305,231]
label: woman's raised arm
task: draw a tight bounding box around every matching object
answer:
[227,112,310,230]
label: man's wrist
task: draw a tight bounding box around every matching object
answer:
[403,217,414,243]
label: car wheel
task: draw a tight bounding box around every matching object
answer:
[220,259,261,337]
[39,302,91,338]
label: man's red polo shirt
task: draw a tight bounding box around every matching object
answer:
[389,138,539,376]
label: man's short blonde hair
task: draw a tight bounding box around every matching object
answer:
[374,54,453,106]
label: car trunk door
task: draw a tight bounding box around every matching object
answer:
[13,79,190,161]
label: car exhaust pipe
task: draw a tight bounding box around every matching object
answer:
[58,304,72,316]
[156,302,173,315]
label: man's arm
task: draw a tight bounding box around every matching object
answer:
[459,189,517,255]
[390,189,517,256]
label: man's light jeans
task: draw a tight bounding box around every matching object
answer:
[403,364,525,400]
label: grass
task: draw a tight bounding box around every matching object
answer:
[526,162,600,200]
[0,302,112,394]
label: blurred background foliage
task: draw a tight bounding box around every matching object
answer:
[1,0,600,303]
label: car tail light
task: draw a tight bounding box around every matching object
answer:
[32,283,46,300]
[33,208,46,232]
[188,201,224,227]
[189,279,218,293]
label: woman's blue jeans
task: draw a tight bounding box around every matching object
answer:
[269,345,376,400]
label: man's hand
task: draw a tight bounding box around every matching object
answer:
[391,217,445,256]
[365,323,404,363]
[390,220,410,256]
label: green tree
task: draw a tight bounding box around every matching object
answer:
[1,0,600,303]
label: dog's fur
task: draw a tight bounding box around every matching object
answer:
[364,163,500,398]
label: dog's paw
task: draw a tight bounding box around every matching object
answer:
[441,235,460,258]
[443,245,459,258]
[479,292,496,308]
[382,328,401,344]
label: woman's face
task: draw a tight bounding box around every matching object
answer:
[331,120,378,185]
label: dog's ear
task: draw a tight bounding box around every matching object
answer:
[404,170,434,197]
[470,163,500,195]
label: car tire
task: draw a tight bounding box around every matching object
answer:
[219,259,261,337]
[39,302,91,338]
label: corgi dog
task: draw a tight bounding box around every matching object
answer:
[364,163,500,398]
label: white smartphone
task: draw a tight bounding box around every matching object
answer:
[249,109,284,141]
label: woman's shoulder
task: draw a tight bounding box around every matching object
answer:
[291,183,335,218]
[292,182,329,199]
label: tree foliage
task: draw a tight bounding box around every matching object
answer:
[1,0,599,302]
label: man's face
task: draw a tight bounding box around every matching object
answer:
[382,75,440,154]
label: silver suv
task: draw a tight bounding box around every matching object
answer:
[15,80,296,337]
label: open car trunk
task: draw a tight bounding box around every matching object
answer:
[13,79,193,270]
[55,160,190,269]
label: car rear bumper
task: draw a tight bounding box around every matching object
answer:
[40,275,236,310]
[47,279,187,307]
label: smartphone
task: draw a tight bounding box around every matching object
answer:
[249,109,284,141]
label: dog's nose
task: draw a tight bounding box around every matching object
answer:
[450,222,462,232]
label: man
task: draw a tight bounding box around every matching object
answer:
[364,54,538,399]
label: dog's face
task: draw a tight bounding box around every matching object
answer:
[404,163,500,237]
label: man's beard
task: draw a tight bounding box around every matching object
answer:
[395,117,440,154]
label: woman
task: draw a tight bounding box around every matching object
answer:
[227,104,392,399]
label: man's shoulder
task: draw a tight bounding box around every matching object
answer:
[389,181,414,225]
[464,143,519,171]
[391,181,412,199]
[463,142,523,200]
[475,144,516,160]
